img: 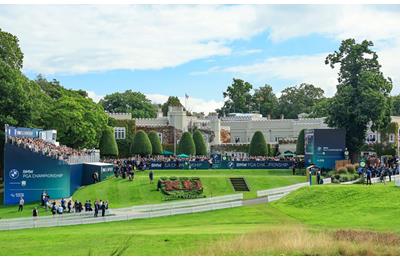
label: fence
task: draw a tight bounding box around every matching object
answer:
[256,182,309,198]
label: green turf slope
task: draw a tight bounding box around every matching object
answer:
[272,183,400,232]
[72,169,306,208]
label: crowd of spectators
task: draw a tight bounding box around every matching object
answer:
[9,137,97,163]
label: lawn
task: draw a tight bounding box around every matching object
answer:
[1,183,400,255]
[0,169,306,219]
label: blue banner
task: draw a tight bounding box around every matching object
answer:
[149,160,292,170]
[233,160,293,169]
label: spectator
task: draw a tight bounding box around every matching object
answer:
[101,201,106,217]
[94,200,99,217]
[18,197,24,212]
[67,200,72,213]
[32,207,38,217]
[149,170,154,184]
[366,168,372,185]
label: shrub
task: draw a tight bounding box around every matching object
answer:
[99,127,119,158]
[296,129,305,155]
[178,132,196,155]
[249,131,268,156]
[345,164,356,173]
[337,167,348,174]
[148,131,163,155]
[193,130,207,156]
[132,130,152,156]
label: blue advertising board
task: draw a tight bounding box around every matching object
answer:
[149,160,292,170]
[3,143,71,205]
[233,160,293,169]
[304,129,346,169]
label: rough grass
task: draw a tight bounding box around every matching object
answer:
[194,227,400,256]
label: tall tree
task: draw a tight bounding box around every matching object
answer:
[0,28,24,70]
[277,83,325,119]
[249,131,268,156]
[251,84,279,118]
[148,131,163,155]
[132,130,152,156]
[193,130,207,156]
[391,95,400,116]
[161,96,183,116]
[219,78,253,116]
[296,129,305,155]
[178,132,196,155]
[99,127,119,158]
[99,90,157,118]
[325,39,392,160]
[308,98,331,118]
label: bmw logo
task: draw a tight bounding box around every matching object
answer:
[9,169,19,180]
[228,162,234,168]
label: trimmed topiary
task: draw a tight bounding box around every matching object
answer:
[193,130,207,156]
[296,129,305,155]
[148,131,163,155]
[249,131,268,156]
[99,127,119,158]
[178,132,196,156]
[337,167,348,174]
[132,130,152,156]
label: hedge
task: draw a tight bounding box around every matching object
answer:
[296,129,305,155]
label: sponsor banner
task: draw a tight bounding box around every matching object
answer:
[149,160,292,170]
[233,160,293,169]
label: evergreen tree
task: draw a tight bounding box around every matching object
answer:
[132,130,152,156]
[99,127,119,158]
[249,131,268,156]
[193,130,207,155]
[296,129,305,155]
[178,132,196,155]
[148,131,163,155]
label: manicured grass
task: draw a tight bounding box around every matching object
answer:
[1,184,400,255]
[72,169,306,208]
[272,182,400,232]
[0,169,305,219]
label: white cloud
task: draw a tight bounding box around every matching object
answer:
[146,93,223,114]
[0,5,262,74]
[223,53,339,96]
[87,90,104,103]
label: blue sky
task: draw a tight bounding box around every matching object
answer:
[2,5,400,113]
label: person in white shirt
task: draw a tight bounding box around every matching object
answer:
[18,197,24,212]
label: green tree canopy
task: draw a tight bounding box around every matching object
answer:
[99,127,119,158]
[132,130,152,156]
[161,96,183,116]
[99,90,157,118]
[391,95,400,116]
[219,78,253,116]
[325,39,393,160]
[251,84,279,118]
[277,83,325,119]
[193,130,207,156]
[148,131,163,155]
[178,132,196,155]
[249,131,268,156]
[0,28,24,70]
[296,129,305,155]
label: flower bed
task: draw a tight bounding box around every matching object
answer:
[158,177,205,200]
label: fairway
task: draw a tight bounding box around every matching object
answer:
[0,169,305,219]
[0,184,399,256]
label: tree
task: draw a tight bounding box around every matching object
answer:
[391,95,400,116]
[148,131,163,155]
[308,98,331,118]
[132,130,152,156]
[178,132,195,155]
[249,131,268,156]
[161,96,183,116]
[0,28,24,70]
[193,130,207,155]
[277,83,325,119]
[219,78,253,116]
[99,90,157,118]
[99,127,119,158]
[325,39,393,160]
[251,84,279,118]
[296,129,305,155]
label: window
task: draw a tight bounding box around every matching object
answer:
[367,134,376,143]
[389,134,395,143]
[114,127,126,140]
